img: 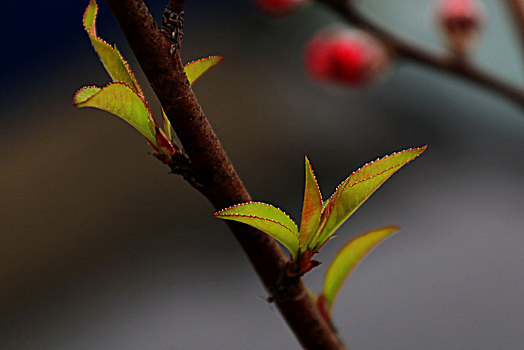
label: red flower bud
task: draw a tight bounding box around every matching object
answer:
[255,0,307,16]
[304,28,390,87]
[437,0,486,56]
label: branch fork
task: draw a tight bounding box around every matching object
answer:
[318,0,524,110]
[166,152,203,189]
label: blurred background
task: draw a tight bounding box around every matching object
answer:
[1,0,523,349]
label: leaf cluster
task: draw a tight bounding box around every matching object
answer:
[75,0,427,327]
[74,0,222,163]
[214,147,425,313]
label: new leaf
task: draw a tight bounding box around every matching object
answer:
[312,147,426,249]
[213,147,425,277]
[299,157,323,250]
[74,83,156,145]
[213,202,300,260]
[76,1,223,159]
[83,0,142,94]
[320,226,398,313]
[184,56,223,85]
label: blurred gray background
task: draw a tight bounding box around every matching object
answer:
[1,0,523,349]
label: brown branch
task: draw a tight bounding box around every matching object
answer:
[103,0,344,348]
[168,0,185,12]
[507,0,524,65]
[318,0,524,110]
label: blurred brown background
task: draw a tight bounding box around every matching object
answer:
[1,0,523,349]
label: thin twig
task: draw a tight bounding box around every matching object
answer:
[507,0,524,66]
[103,0,345,348]
[318,0,524,110]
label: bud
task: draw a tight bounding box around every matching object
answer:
[437,0,486,56]
[304,28,390,87]
[255,0,307,17]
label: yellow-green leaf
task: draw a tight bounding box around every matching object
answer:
[83,0,142,94]
[313,147,426,248]
[213,202,299,259]
[73,86,101,103]
[184,56,223,85]
[322,226,398,313]
[74,82,155,145]
[161,108,172,142]
[299,157,323,250]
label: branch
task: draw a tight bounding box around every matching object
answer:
[318,0,524,110]
[103,0,344,348]
[168,0,185,12]
[507,0,524,65]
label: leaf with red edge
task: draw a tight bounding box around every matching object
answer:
[155,126,177,155]
[161,108,172,142]
[83,0,142,94]
[74,86,101,103]
[299,156,323,250]
[321,226,398,313]
[184,56,223,85]
[74,82,156,145]
[312,146,426,249]
[213,202,299,260]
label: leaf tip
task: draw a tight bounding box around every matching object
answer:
[383,224,400,232]
[83,0,98,33]
[404,145,428,158]
[211,201,255,217]
[413,144,428,154]
[304,155,311,166]
[73,85,101,106]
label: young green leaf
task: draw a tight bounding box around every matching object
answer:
[213,202,299,260]
[74,86,101,103]
[184,56,223,85]
[313,147,426,248]
[83,0,142,94]
[299,157,323,250]
[213,148,424,276]
[321,226,398,313]
[74,82,156,145]
[161,108,172,142]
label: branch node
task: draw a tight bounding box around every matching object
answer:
[161,6,184,54]
[167,152,203,189]
[267,269,305,303]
